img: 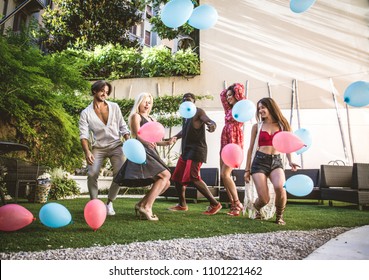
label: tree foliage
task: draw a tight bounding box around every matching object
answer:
[42,0,146,52]
[148,0,198,40]
[0,30,90,171]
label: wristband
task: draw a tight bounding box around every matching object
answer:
[245,170,250,173]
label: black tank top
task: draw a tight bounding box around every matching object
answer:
[181,116,207,163]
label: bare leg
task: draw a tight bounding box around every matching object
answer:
[269,168,287,225]
[220,162,240,205]
[192,179,219,206]
[252,172,270,209]
[251,172,271,219]
[220,160,233,205]
[137,171,170,208]
[174,182,187,207]
[138,170,171,220]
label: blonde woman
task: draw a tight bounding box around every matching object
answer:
[244,97,299,225]
[114,92,176,221]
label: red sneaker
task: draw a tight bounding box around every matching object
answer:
[168,204,188,211]
[203,203,222,215]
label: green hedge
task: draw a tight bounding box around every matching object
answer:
[56,44,200,80]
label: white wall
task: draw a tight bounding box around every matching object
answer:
[111,0,369,169]
[113,0,369,111]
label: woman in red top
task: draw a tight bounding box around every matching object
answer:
[220,83,246,216]
[244,97,299,225]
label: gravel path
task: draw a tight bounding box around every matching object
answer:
[0,227,349,260]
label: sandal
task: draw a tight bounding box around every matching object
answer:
[255,210,262,220]
[275,215,286,225]
[227,200,244,216]
[252,203,265,220]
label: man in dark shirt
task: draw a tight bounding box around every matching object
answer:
[169,93,222,215]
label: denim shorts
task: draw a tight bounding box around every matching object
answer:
[251,151,283,176]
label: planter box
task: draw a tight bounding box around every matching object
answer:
[71,175,113,194]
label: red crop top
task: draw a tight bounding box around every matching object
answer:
[258,130,280,146]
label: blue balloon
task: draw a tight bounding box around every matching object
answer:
[284,174,314,197]
[161,0,194,28]
[290,0,316,13]
[294,128,312,155]
[343,81,369,107]
[179,101,196,119]
[232,100,256,123]
[39,203,72,228]
[188,4,218,30]
[123,139,146,164]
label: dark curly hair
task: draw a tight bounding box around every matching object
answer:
[91,80,112,96]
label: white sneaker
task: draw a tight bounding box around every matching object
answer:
[106,203,116,216]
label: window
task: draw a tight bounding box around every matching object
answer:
[145,30,151,46]
[131,25,137,36]
[13,11,27,32]
[146,5,153,18]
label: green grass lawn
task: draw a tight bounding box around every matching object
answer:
[1,197,369,254]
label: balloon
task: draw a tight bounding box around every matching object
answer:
[137,121,165,143]
[294,128,312,155]
[290,0,316,13]
[221,143,244,168]
[0,204,35,231]
[123,139,146,164]
[39,202,72,228]
[343,81,369,107]
[161,0,194,28]
[84,199,107,231]
[272,131,305,153]
[284,174,314,197]
[188,4,218,30]
[179,101,197,119]
[232,100,256,122]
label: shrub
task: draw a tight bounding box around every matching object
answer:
[0,31,90,171]
[49,168,80,200]
[57,44,200,80]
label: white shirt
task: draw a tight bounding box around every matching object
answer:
[79,101,130,148]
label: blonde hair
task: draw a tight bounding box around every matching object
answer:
[128,92,153,128]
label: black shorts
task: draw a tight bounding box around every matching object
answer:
[251,151,283,176]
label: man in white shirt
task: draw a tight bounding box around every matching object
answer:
[79,80,130,215]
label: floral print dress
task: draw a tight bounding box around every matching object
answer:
[220,83,246,151]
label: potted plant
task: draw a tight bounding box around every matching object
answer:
[32,172,52,203]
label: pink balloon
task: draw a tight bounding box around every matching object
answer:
[272,131,305,153]
[84,199,107,231]
[137,121,165,143]
[221,143,244,168]
[0,204,35,231]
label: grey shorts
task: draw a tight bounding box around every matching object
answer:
[251,151,283,176]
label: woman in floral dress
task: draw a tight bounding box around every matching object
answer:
[220,83,246,216]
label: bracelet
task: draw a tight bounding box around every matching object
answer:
[245,170,250,173]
